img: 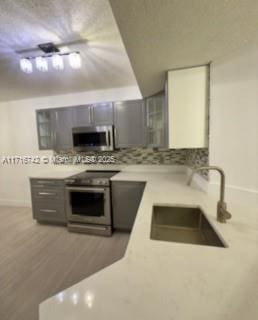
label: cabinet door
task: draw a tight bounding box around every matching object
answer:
[167,65,208,148]
[112,181,145,231]
[114,100,146,148]
[54,108,73,150]
[32,202,66,224]
[36,109,55,150]
[73,105,92,127]
[92,102,113,125]
[146,93,167,148]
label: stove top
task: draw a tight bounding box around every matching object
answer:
[65,170,120,186]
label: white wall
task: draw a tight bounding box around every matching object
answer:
[0,86,142,206]
[209,47,258,204]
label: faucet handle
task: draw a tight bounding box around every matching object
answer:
[217,201,231,223]
[224,210,232,220]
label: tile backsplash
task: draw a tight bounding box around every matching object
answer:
[56,148,209,176]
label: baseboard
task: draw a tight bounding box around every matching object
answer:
[0,199,31,208]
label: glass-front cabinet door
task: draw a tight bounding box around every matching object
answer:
[36,109,54,150]
[145,93,167,148]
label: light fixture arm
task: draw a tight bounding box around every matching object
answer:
[22,51,80,60]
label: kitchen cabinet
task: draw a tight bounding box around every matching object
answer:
[92,102,113,125]
[167,65,209,148]
[30,179,66,224]
[36,109,55,150]
[112,181,145,231]
[145,93,167,148]
[72,103,113,127]
[114,100,146,148]
[54,108,74,150]
[72,105,92,127]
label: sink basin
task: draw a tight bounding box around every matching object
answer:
[150,205,226,247]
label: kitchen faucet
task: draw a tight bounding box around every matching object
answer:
[187,166,232,223]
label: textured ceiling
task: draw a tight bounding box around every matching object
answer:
[0,0,139,101]
[110,0,258,97]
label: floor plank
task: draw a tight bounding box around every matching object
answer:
[0,206,129,320]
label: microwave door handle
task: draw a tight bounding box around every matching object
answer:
[106,131,110,146]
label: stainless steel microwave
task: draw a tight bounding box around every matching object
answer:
[72,125,114,151]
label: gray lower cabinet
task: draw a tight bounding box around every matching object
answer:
[30,179,66,224]
[112,181,145,231]
[92,102,114,125]
[54,108,74,150]
[114,100,146,148]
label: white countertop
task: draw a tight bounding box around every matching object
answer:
[39,169,258,320]
[29,169,83,179]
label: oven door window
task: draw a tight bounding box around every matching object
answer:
[70,191,105,217]
[73,132,107,147]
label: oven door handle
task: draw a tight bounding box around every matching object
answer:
[65,187,106,193]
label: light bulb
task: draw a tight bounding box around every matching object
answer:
[69,52,81,69]
[35,56,48,72]
[20,58,33,73]
[52,54,64,70]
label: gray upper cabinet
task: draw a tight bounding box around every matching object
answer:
[36,109,55,150]
[36,99,150,151]
[114,100,146,148]
[92,102,113,125]
[54,108,73,150]
[72,105,92,127]
[145,93,167,148]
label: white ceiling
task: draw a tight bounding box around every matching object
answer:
[110,0,258,97]
[0,0,139,102]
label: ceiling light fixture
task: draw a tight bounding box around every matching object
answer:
[52,54,64,70]
[19,42,82,73]
[20,58,33,74]
[69,52,82,69]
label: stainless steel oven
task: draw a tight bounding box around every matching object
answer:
[72,125,114,151]
[65,170,119,236]
[66,186,111,224]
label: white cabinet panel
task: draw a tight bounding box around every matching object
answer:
[167,65,208,148]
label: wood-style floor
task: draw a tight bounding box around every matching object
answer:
[0,206,129,320]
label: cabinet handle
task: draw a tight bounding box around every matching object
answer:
[40,209,57,213]
[38,192,55,196]
[37,180,55,184]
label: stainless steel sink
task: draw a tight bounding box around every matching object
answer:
[150,205,227,247]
